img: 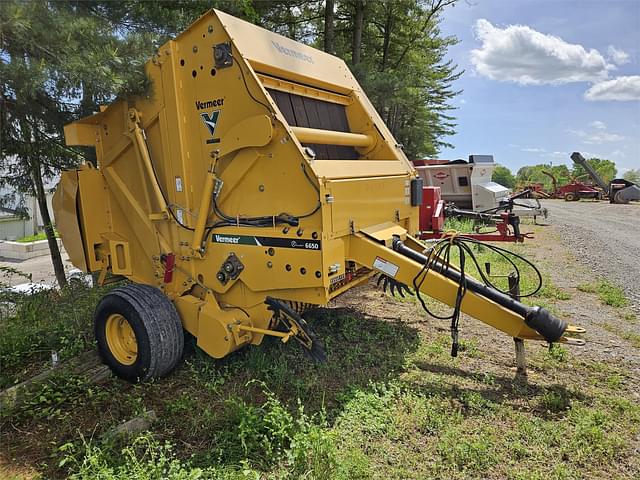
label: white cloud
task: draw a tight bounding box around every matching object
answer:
[607,46,630,65]
[584,76,640,101]
[589,120,607,130]
[521,147,546,153]
[470,19,613,85]
[569,127,625,144]
[581,149,626,161]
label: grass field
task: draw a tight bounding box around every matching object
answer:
[1,226,639,479]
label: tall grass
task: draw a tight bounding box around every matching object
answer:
[0,267,111,388]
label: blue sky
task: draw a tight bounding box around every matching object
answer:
[437,0,640,175]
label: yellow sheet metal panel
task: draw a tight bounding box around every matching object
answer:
[76,168,111,272]
[327,176,414,237]
[213,10,357,93]
[312,161,411,179]
[174,294,202,336]
[257,73,351,105]
[63,123,99,147]
[51,170,87,271]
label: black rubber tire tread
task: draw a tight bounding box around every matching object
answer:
[94,283,184,382]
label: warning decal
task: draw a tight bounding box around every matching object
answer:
[372,256,399,278]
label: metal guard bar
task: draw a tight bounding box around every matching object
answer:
[290,126,374,148]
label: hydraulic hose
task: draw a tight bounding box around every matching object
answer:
[391,238,567,343]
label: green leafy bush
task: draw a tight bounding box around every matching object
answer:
[0,274,112,388]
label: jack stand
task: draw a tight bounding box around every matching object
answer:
[508,273,527,380]
[514,338,527,380]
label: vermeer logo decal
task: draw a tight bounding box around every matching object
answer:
[200,110,221,144]
[195,98,224,110]
[271,41,314,64]
[214,234,240,244]
[211,234,321,250]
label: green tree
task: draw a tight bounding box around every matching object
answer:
[571,157,617,184]
[491,165,516,188]
[515,164,571,191]
[623,168,639,184]
[331,0,461,158]
[0,1,152,286]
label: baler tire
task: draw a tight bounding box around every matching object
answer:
[94,284,184,382]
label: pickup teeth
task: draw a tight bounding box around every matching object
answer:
[564,325,586,334]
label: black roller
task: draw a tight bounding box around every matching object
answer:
[524,306,567,343]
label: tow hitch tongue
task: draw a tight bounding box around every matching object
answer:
[385,237,585,345]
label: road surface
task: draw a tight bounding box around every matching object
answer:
[543,199,640,308]
[0,248,74,287]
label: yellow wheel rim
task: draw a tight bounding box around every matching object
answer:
[105,313,138,365]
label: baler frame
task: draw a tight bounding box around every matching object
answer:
[54,9,583,382]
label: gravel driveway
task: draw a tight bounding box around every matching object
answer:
[543,200,640,310]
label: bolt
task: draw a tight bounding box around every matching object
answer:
[224,263,234,273]
[312,232,318,239]
[300,267,307,275]
[259,184,265,192]
[268,248,275,256]
[267,261,273,268]
[283,227,290,234]
[217,272,225,282]
[193,45,198,53]
[315,271,321,278]
[296,228,303,237]
[208,25,214,33]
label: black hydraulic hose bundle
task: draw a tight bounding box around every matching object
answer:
[391,235,567,356]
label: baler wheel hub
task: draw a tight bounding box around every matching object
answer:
[105,313,138,365]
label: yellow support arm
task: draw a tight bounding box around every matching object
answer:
[349,234,584,343]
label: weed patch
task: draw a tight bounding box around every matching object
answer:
[0,279,113,389]
[578,280,628,307]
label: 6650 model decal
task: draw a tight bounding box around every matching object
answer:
[212,234,321,250]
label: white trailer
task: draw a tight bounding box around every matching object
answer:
[414,155,547,218]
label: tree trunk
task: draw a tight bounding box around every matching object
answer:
[324,0,335,54]
[381,3,393,71]
[32,158,67,288]
[352,0,365,65]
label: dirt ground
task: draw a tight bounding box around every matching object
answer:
[541,199,640,312]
